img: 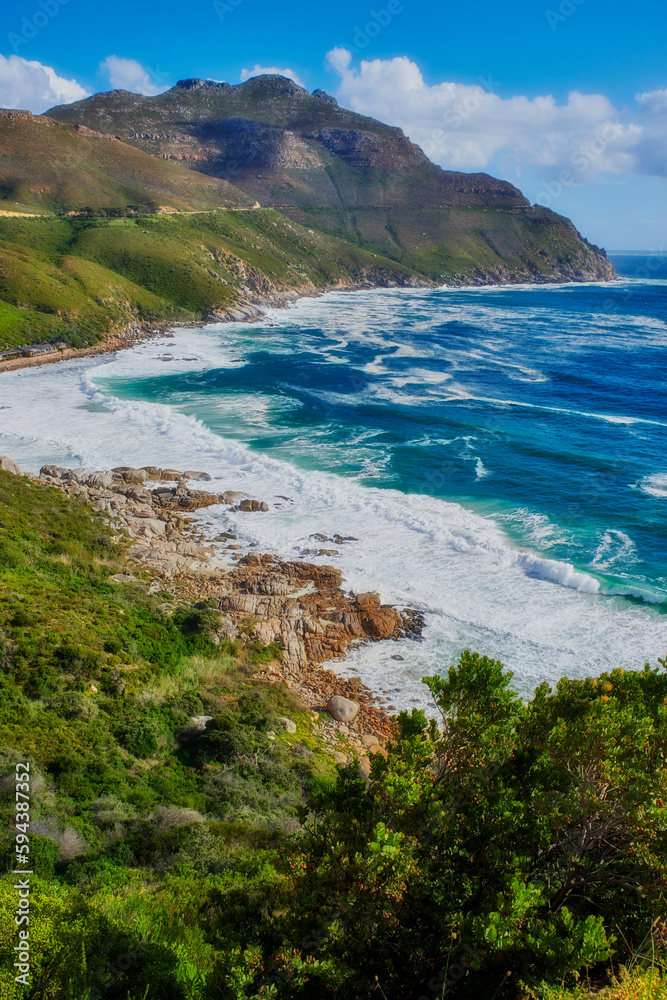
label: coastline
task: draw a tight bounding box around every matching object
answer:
[3,270,658,711]
[0,265,619,376]
[1,456,416,761]
[0,277,426,376]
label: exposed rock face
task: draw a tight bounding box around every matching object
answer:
[3,456,417,751]
[43,75,614,284]
[45,76,529,212]
[312,89,338,106]
[26,463,425,680]
[174,79,230,91]
[203,553,421,676]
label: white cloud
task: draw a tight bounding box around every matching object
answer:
[0,54,89,114]
[100,56,170,96]
[325,49,667,185]
[326,47,352,76]
[636,88,667,115]
[239,65,305,88]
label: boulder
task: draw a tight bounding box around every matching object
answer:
[331,751,347,764]
[358,757,372,781]
[161,468,182,481]
[123,469,148,485]
[356,592,381,608]
[0,456,21,475]
[327,695,360,723]
[355,592,402,639]
[126,487,151,502]
[88,471,114,489]
[361,734,379,748]
[184,470,212,481]
[141,466,161,479]
[39,464,61,478]
[223,490,248,504]
[276,716,297,734]
[62,466,94,483]
[239,499,253,511]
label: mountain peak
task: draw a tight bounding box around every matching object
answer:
[237,74,309,96]
[312,88,338,106]
[173,78,230,91]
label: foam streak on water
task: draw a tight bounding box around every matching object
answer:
[1,280,666,706]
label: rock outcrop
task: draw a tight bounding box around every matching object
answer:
[0,455,21,475]
[2,457,422,755]
[26,463,424,685]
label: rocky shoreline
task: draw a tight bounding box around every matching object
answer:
[0,264,617,376]
[1,456,426,765]
[0,275,427,375]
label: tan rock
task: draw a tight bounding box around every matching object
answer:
[0,456,21,475]
[183,470,211,481]
[222,490,248,504]
[327,695,360,723]
[122,468,148,485]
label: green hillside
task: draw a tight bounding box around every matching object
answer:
[0,209,418,350]
[0,111,254,214]
[0,197,617,353]
[283,204,611,281]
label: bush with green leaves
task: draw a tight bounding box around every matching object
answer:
[240,651,667,998]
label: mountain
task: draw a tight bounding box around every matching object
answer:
[46,75,528,212]
[0,77,615,353]
[45,76,614,284]
[0,109,254,214]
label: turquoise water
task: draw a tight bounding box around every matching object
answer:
[1,274,666,701]
[100,279,667,602]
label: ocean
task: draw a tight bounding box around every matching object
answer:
[1,263,666,706]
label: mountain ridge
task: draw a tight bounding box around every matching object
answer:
[45,75,532,212]
[0,75,614,353]
[40,74,614,285]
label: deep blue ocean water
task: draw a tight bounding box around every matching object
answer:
[2,265,666,702]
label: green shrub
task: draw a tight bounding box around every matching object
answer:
[117,718,159,758]
[47,690,99,721]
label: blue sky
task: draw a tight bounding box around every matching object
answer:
[1,0,666,248]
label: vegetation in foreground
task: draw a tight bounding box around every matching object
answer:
[0,469,666,999]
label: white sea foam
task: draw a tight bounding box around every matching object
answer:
[592,530,638,570]
[639,473,667,498]
[459,394,667,427]
[1,291,666,707]
[1,333,666,710]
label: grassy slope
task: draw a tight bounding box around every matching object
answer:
[0,115,254,214]
[0,209,418,349]
[0,470,338,997]
[282,205,607,280]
